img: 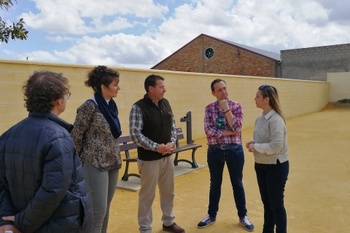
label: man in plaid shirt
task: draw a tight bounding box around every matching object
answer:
[129,74,185,233]
[197,79,254,232]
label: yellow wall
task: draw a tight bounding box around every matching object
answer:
[327,72,350,102]
[0,59,330,139]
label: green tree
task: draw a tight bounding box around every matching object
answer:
[0,0,28,43]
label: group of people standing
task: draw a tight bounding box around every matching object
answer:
[0,65,289,233]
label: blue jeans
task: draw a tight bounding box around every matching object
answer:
[207,144,247,219]
[255,161,289,233]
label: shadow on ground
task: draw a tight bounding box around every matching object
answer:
[108,106,350,233]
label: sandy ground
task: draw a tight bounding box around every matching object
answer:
[107,106,350,233]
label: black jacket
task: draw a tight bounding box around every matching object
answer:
[0,112,93,233]
[134,95,174,161]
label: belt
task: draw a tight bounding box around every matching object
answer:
[209,144,236,150]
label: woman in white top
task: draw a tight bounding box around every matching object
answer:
[246,85,289,233]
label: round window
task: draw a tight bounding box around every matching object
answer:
[204,47,215,59]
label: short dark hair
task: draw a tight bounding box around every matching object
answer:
[210,78,226,92]
[144,74,164,93]
[23,71,69,112]
[85,65,120,93]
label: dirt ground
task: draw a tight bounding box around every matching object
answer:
[108,105,350,233]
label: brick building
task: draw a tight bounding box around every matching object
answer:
[151,34,281,77]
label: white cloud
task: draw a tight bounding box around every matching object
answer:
[47,35,77,42]
[54,34,166,68]
[317,0,350,24]
[20,50,59,61]
[20,0,168,35]
[21,1,87,34]
[3,0,350,68]
[89,17,133,33]
[77,0,168,18]
[155,0,350,54]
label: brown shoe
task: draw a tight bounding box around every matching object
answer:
[162,223,185,233]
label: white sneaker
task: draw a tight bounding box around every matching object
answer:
[239,216,254,232]
[197,215,216,228]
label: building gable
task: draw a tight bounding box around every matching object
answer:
[152,33,280,77]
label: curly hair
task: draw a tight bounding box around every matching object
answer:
[85,65,120,93]
[23,71,69,112]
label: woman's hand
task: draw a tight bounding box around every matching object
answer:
[246,141,255,152]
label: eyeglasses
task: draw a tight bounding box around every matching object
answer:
[217,116,223,129]
[67,92,71,99]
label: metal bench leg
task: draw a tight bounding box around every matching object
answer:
[174,149,199,168]
[122,160,130,181]
[191,148,199,168]
[174,152,179,166]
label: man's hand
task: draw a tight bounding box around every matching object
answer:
[0,218,21,233]
[2,216,14,222]
[164,142,175,155]
[218,99,230,112]
[157,143,175,155]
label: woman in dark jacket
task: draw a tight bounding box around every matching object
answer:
[0,71,93,233]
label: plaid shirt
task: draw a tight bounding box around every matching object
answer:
[129,104,177,152]
[204,100,243,145]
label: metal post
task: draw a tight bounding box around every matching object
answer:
[180,111,193,144]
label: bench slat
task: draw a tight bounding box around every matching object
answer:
[120,143,137,151]
[177,134,184,140]
[119,135,132,143]
[176,127,183,133]
[173,144,202,153]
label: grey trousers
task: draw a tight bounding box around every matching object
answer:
[137,156,175,233]
[83,161,119,233]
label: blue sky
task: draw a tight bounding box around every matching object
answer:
[1,0,350,68]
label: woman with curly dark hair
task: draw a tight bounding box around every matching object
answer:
[71,65,122,233]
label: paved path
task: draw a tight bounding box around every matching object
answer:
[108,106,350,233]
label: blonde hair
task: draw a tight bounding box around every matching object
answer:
[259,85,286,123]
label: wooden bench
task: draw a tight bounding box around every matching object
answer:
[119,127,202,181]
[119,135,139,181]
[173,127,202,168]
